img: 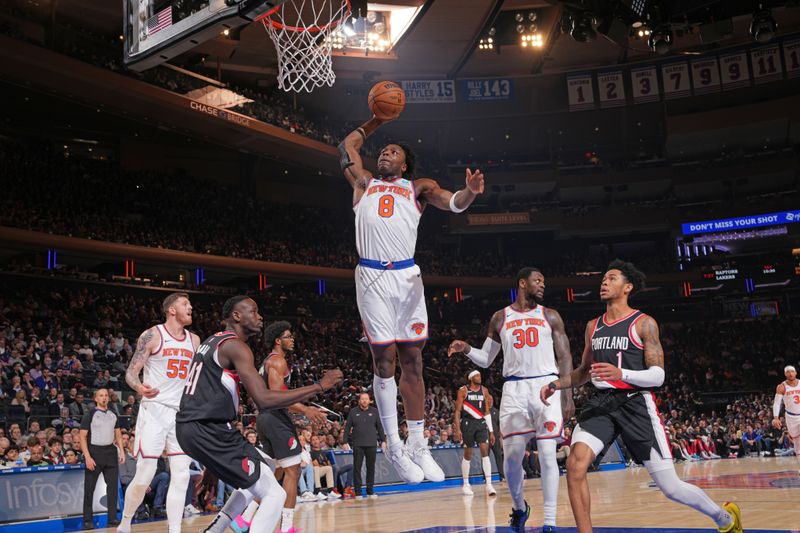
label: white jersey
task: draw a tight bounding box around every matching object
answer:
[498,305,558,379]
[354,177,422,261]
[783,380,800,415]
[143,324,195,409]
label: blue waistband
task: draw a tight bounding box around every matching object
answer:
[505,373,558,382]
[787,410,800,416]
[358,258,415,270]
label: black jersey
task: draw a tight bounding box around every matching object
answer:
[461,385,486,419]
[590,310,650,391]
[259,352,290,391]
[177,331,241,423]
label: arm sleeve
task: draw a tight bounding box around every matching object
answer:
[484,414,493,432]
[620,366,665,388]
[774,394,784,418]
[465,338,502,368]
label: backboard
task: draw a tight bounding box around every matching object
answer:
[123,0,287,71]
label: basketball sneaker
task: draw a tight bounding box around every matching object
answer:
[718,502,743,533]
[508,501,531,533]
[486,483,496,496]
[386,444,424,484]
[230,515,251,533]
[542,526,557,532]
[462,483,474,495]
[407,443,445,482]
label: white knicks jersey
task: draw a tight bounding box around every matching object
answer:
[498,305,558,378]
[143,324,195,409]
[354,177,422,261]
[783,380,800,415]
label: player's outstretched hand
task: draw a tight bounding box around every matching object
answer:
[447,340,469,358]
[540,384,556,406]
[320,369,344,391]
[305,406,328,425]
[139,383,160,399]
[465,168,484,194]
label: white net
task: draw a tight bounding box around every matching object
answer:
[260,0,350,93]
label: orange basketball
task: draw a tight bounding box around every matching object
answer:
[368,81,405,121]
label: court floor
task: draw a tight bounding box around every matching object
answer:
[105,457,799,532]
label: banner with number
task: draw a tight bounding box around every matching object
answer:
[661,61,691,99]
[567,73,594,111]
[597,71,626,108]
[751,45,783,84]
[783,39,800,79]
[461,79,514,102]
[401,80,456,103]
[719,51,751,90]
[691,57,721,95]
[630,66,659,104]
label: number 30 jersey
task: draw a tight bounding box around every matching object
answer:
[498,305,557,379]
[143,324,195,409]
[354,177,423,262]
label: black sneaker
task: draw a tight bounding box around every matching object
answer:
[509,501,530,532]
[82,521,94,530]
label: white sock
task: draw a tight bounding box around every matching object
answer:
[119,457,158,531]
[280,507,295,531]
[167,455,193,533]
[502,435,528,511]
[538,439,559,526]
[645,452,732,529]
[407,419,425,448]
[243,469,286,533]
[481,455,492,484]
[242,500,259,522]
[461,458,471,483]
[373,375,402,448]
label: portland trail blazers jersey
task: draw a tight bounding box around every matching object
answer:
[461,386,486,419]
[143,324,195,409]
[498,305,558,379]
[590,310,649,390]
[177,331,240,423]
[354,177,422,261]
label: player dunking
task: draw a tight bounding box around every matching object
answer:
[339,117,484,482]
[773,365,800,465]
[454,370,496,496]
[256,321,329,533]
[449,268,574,532]
[118,292,200,533]
[540,260,743,533]
[176,296,343,533]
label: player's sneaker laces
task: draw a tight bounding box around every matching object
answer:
[406,443,445,482]
[486,483,496,496]
[508,501,531,532]
[718,501,743,533]
[386,444,424,484]
[462,483,474,495]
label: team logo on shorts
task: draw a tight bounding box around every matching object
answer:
[544,421,557,433]
[410,322,426,335]
[241,458,256,476]
[288,437,298,450]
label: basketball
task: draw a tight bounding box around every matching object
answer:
[368,81,405,121]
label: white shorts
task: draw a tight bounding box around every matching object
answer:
[499,376,563,442]
[787,414,800,439]
[356,264,428,345]
[133,401,184,458]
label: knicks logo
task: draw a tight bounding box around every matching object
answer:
[288,437,298,450]
[241,458,256,476]
[410,322,426,335]
[544,421,557,433]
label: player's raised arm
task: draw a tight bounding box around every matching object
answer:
[448,310,503,367]
[224,339,343,410]
[544,308,575,420]
[338,117,383,191]
[125,326,161,399]
[415,167,484,213]
[541,319,596,405]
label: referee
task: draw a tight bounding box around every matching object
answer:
[80,388,124,529]
[344,392,385,497]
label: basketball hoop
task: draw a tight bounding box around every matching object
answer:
[256,0,351,93]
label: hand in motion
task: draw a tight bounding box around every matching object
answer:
[320,369,344,391]
[447,340,469,358]
[540,384,556,406]
[465,168,485,194]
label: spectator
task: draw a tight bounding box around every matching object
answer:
[70,392,90,419]
[47,436,66,465]
[27,444,49,466]
[297,433,318,502]
[310,436,340,499]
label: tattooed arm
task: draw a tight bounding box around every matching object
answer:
[125,326,162,399]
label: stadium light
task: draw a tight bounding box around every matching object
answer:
[570,11,596,42]
[648,24,672,54]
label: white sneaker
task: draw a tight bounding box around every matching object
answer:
[326,490,342,500]
[406,443,445,482]
[300,491,316,502]
[368,493,378,499]
[486,483,496,496]
[183,504,201,516]
[462,483,474,495]
[314,492,327,501]
[386,445,424,484]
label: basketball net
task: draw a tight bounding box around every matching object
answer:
[258,0,350,93]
